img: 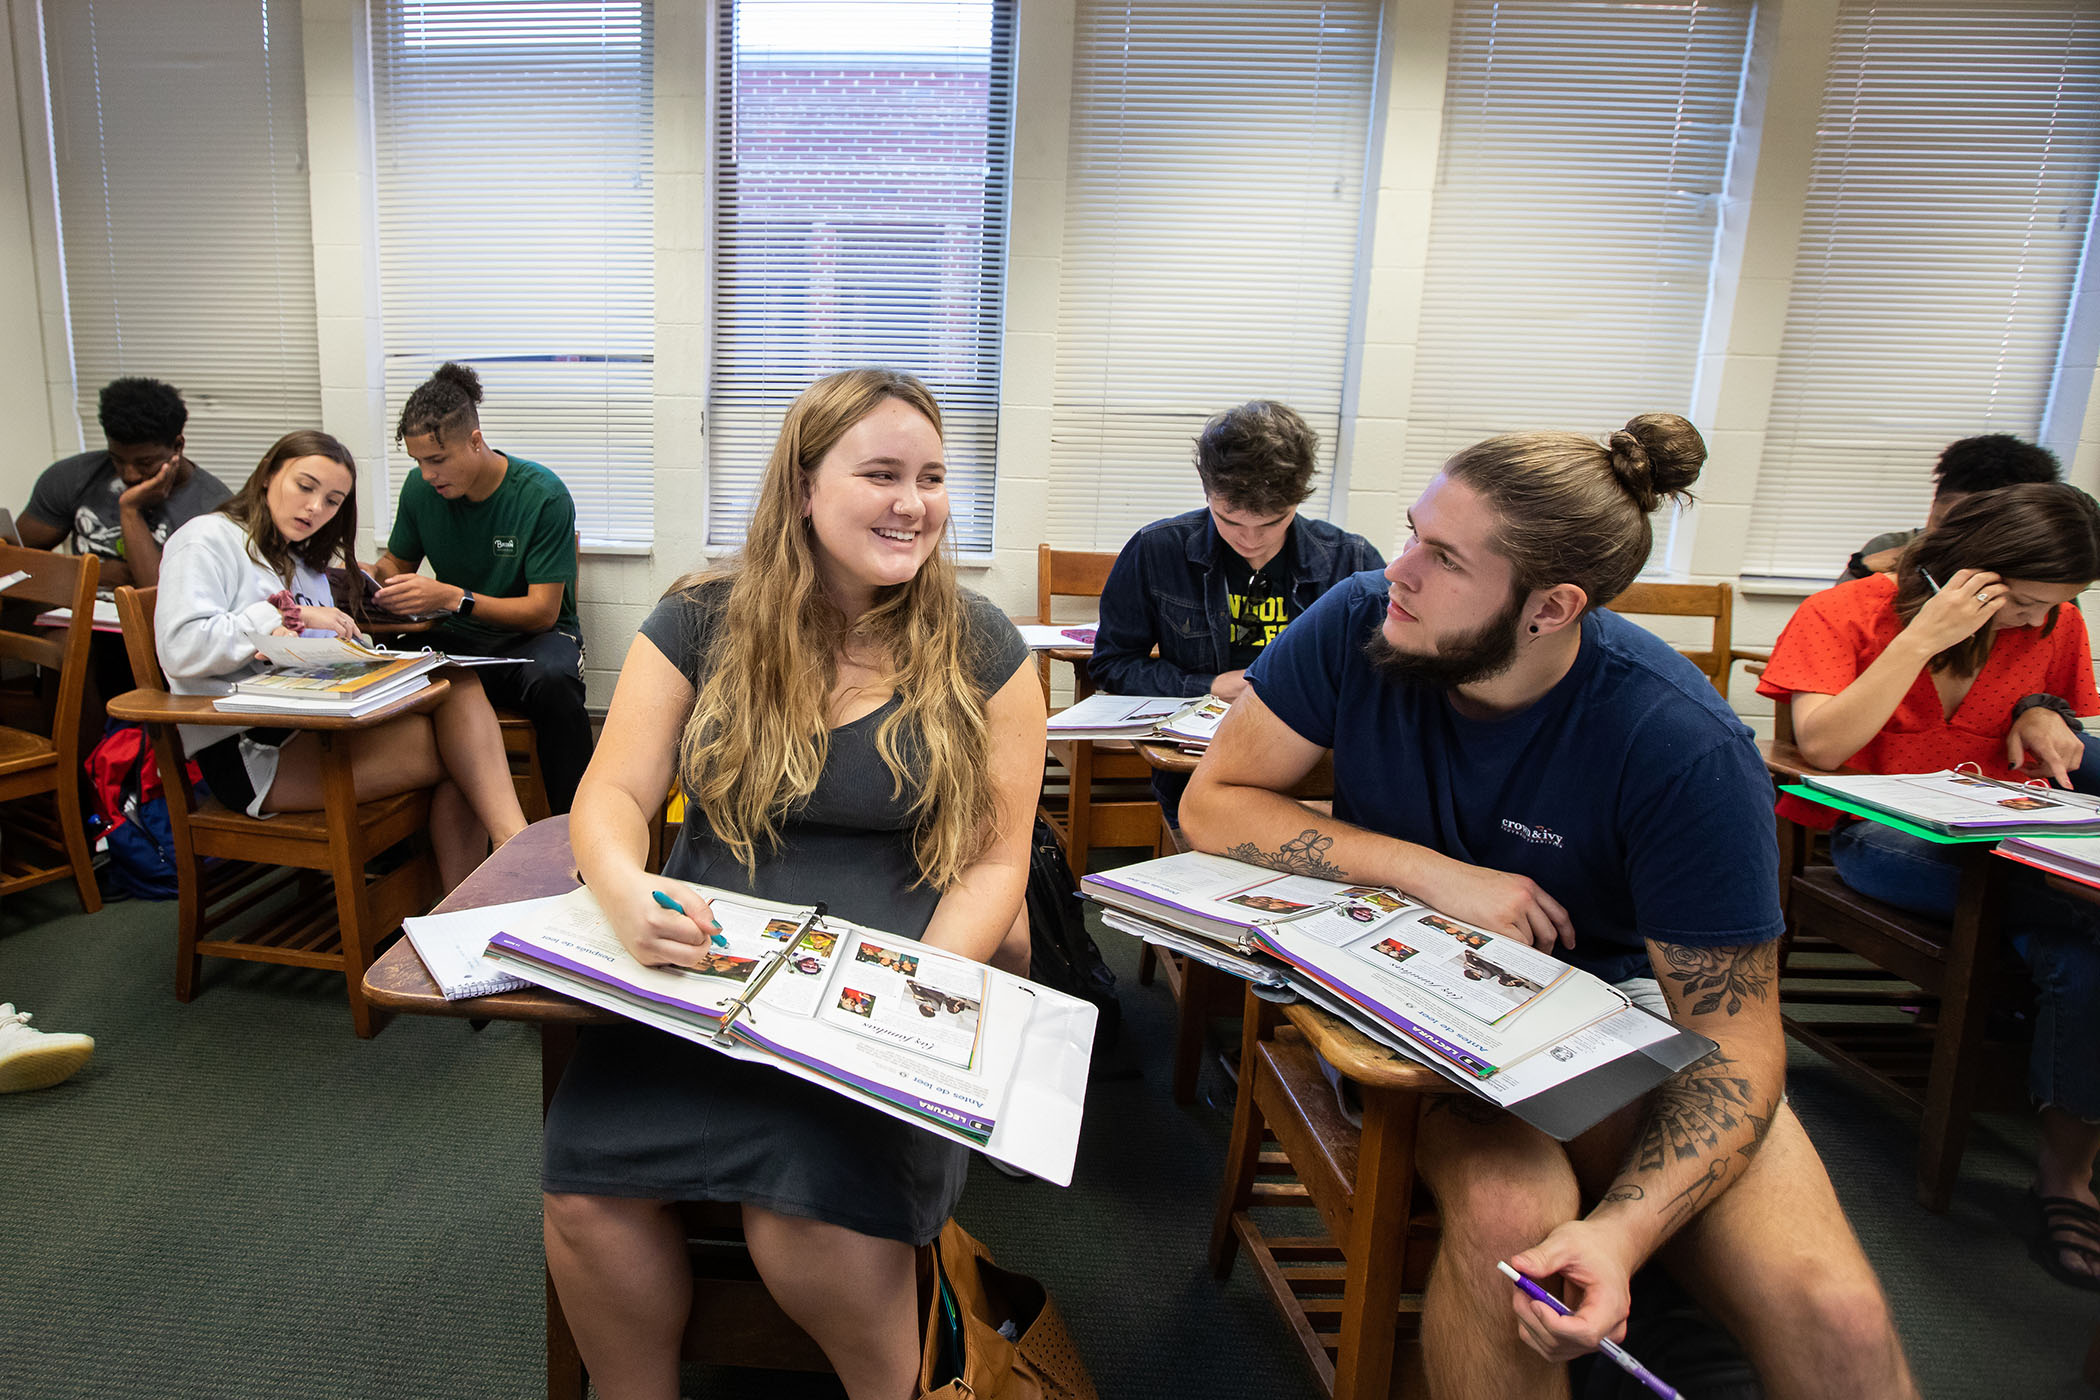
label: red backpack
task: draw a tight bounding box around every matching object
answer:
[84,724,203,899]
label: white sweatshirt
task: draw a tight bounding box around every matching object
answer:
[154,512,333,755]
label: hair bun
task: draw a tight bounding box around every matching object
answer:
[434,361,483,404]
[1609,414,1705,513]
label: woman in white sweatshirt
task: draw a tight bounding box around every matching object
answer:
[155,429,527,891]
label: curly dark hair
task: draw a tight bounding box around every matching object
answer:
[1933,434,2059,497]
[395,362,483,447]
[1193,401,1319,518]
[97,378,187,447]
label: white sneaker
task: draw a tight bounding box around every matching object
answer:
[0,1004,95,1092]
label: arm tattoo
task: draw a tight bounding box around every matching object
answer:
[1659,942,1775,1017]
[1222,829,1347,881]
[1599,1183,1645,1205]
[1625,1049,1774,1226]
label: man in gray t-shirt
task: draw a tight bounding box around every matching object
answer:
[20,377,231,589]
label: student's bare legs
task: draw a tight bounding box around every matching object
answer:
[743,1204,920,1400]
[426,671,529,849]
[541,1192,689,1400]
[1414,1096,1580,1400]
[1568,1102,1917,1399]
[262,697,520,889]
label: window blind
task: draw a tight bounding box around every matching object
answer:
[708,0,1014,551]
[44,0,321,475]
[1403,0,1753,521]
[1743,0,2100,580]
[370,0,655,548]
[1047,0,1380,551]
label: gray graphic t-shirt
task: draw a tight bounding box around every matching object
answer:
[24,450,233,564]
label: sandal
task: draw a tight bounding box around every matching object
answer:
[2030,1191,2100,1293]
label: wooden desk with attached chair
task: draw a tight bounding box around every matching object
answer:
[105,585,449,1038]
[1032,544,1163,873]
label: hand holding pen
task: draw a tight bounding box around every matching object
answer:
[614,881,727,970]
[1905,564,2006,654]
[1498,1262,1681,1399]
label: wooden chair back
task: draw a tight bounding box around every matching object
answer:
[1035,544,1120,701]
[1606,581,1734,696]
[0,544,102,911]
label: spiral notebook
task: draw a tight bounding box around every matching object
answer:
[401,904,531,1000]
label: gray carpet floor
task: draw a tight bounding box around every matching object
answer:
[1,875,2094,1398]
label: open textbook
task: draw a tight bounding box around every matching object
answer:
[1789,769,2100,838]
[1997,832,2100,889]
[210,634,521,716]
[1046,691,1225,741]
[1083,852,1714,1140]
[466,884,1097,1184]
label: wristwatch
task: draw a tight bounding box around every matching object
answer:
[455,589,476,619]
[2013,693,2084,732]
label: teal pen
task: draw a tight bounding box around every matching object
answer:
[1497,1262,1681,1400]
[652,888,728,946]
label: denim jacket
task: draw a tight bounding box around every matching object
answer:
[1091,507,1386,698]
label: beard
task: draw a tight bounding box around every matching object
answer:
[1365,590,1527,691]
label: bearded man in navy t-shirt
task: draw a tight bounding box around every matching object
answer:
[1183,416,1917,1399]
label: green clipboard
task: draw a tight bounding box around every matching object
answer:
[1777,784,1999,845]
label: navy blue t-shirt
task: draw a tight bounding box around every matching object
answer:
[1246,571,1782,983]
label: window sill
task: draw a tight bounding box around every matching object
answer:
[1734,575,1831,599]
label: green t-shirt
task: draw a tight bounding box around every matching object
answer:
[386,452,579,650]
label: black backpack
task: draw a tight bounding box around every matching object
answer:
[1024,817,1121,1056]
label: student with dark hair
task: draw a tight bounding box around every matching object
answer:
[156,430,525,892]
[1183,415,1916,1398]
[373,363,591,814]
[1762,481,2100,1290]
[1841,433,2061,581]
[19,377,232,589]
[1092,400,1382,819]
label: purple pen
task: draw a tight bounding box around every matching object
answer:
[1496,1261,1681,1400]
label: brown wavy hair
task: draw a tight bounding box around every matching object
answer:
[1893,482,2100,677]
[669,370,995,888]
[215,431,361,600]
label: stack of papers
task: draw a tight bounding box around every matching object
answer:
[1997,833,2100,889]
[1082,852,1714,1139]
[211,634,524,717]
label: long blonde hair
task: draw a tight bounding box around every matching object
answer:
[672,369,995,888]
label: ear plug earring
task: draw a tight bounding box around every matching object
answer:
[1528,624,1539,634]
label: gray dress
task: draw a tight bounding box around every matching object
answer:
[542,582,1028,1245]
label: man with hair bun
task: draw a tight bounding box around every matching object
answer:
[20,376,232,589]
[1092,399,1382,821]
[375,362,592,814]
[1183,415,1916,1398]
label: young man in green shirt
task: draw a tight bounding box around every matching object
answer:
[375,363,591,814]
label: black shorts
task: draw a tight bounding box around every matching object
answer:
[191,727,295,816]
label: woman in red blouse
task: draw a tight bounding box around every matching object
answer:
[1760,481,2100,1291]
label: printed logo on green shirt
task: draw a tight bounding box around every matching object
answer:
[492,536,518,556]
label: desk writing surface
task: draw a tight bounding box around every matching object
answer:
[1284,1002,1447,1093]
[363,814,611,1025]
[106,680,451,731]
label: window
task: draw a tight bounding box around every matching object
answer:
[1743,1,2100,579]
[44,0,321,473]
[1047,0,1381,550]
[708,0,1014,550]
[1403,0,1754,519]
[370,0,655,547]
